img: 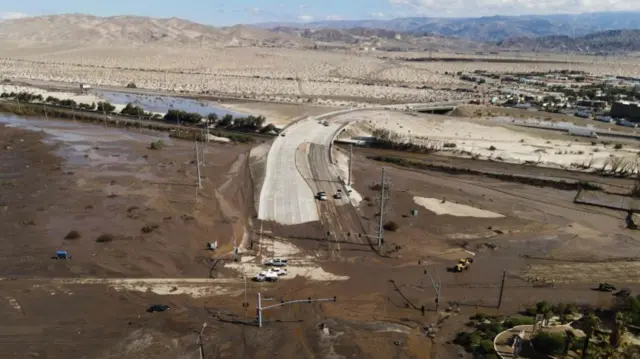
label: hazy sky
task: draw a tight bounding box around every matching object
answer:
[2,0,640,25]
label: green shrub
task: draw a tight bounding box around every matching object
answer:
[536,300,552,314]
[149,140,165,150]
[532,332,565,356]
[504,315,535,328]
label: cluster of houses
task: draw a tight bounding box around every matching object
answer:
[465,71,640,124]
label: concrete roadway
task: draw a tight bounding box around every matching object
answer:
[258,102,465,226]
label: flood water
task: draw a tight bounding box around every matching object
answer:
[92,90,245,118]
[0,114,171,167]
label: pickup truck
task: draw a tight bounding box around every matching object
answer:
[264,258,289,267]
[255,271,279,282]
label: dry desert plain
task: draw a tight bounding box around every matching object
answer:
[2,45,640,358]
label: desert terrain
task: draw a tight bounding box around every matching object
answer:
[3,12,640,359]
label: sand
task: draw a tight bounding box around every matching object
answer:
[413,196,505,218]
[341,110,640,172]
[226,238,349,282]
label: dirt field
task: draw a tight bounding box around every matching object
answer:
[3,106,640,358]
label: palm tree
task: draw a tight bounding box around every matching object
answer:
[564,329,576,356]
[582,312,601,359]
[610,312,631,348]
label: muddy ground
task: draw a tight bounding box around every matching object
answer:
[3,111,640,358]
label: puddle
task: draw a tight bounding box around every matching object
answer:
[92,90,246,118]
[0,114,170,171]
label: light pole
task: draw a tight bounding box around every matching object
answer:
[196,322,207,359]
[256,292,337,328]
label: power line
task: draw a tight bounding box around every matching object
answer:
[195,139,202,189]
[256,292,337,328]
[424,267,441,314]
[376,167,391,248]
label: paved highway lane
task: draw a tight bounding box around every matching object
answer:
[258,102,464,226]
[258,116,346,225]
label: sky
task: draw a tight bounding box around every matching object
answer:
[2,0,640,25]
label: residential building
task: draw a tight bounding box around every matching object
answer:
[611,101,640,121]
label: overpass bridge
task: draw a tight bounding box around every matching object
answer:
[381,100,468,113]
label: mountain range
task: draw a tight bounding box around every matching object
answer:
[255,11,640,43]
[1,13,640,53]
[0,14,311,47]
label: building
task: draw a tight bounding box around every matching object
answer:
[576,99,607,109]
[611,101,640,121]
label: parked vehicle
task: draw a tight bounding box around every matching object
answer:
[595,116,614,124]
[574,111,591,119]
[597,283,616,292]
[567,127,599,139]
[264,258,288,267]
[334,189,342,199]
[147,304,170,313]
[268,268,288,276]
[255,270,279,282]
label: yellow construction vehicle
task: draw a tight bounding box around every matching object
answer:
[454,257,474,272]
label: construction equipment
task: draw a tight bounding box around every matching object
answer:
[453,257,474,272]
[597,283,616,292]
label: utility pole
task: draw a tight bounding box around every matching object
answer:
[497,270,507,309]
[256,292,337,328]
[348,144,353,187]
[195,139,202,189]
[196,322,206,359]
[43,102,48,120]
[424,267,441,313]
[377,167,386,248]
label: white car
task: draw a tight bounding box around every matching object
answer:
[264,258,288,267]
[268,268,288,276]
[255,271,279,282]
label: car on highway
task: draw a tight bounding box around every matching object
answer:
[317,191,327,201]
[334,190,342,199]
[264,258,288,267]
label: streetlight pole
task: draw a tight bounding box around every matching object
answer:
[196,322,207,359]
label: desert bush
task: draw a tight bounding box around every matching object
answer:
[64,230,81,240]
[96,101,115,113]
[141,224,159,233]
[149,140,165,150]
[615,143,623,150]
[383,221,399,232]
[96,233,114,243]
[126,82,137,88]
[443,143,457,148]
[488,145,497,151]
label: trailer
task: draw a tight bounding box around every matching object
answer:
[567,127,599,139]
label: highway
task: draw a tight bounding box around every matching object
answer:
[257,102,465,226]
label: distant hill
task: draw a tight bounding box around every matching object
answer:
[499,29,640,53]
[0,14,312,47]
[255,11,640,42]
